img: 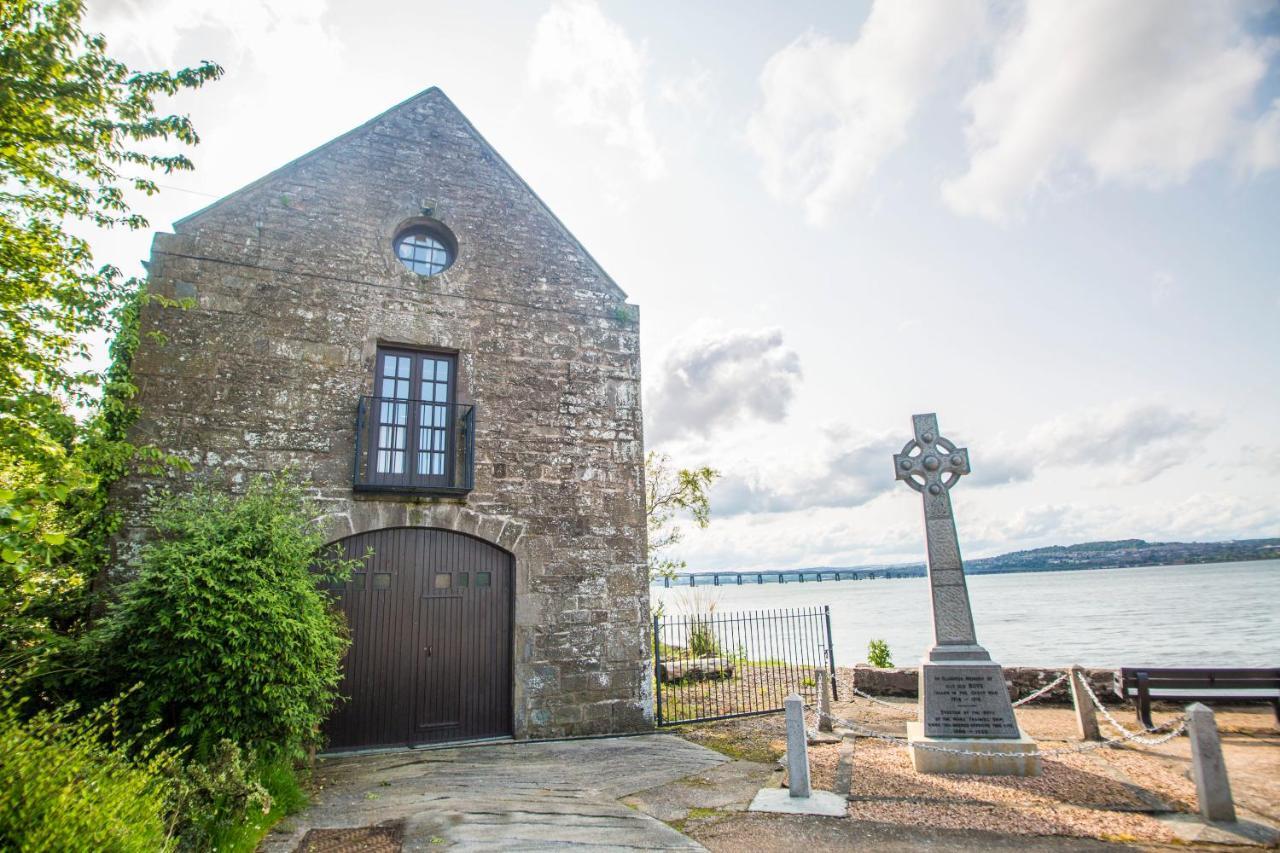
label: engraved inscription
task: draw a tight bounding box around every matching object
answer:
[923,666,1019,738]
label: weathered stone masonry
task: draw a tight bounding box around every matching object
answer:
[119,88,652,739]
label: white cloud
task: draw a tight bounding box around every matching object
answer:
[659,63,714,113]
[712,402,1214,524]
[528,0,664,179]
[944,1,1280,222]
[89,0,343,81]
[646,328,801,443]
[968,402,1216,487]
[746,0,986,224]
[1242,99,1280,175]
[714,435,894,517]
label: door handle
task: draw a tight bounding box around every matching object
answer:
[425,645,433,657]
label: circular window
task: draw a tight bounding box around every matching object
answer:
[394,226,455,276]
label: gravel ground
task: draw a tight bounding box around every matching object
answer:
[672,695,1280,847]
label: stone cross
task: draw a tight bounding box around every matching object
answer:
[893,413,988,662]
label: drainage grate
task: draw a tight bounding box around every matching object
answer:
[298,823,403,853]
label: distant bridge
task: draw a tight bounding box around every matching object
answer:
[656,568,920,587]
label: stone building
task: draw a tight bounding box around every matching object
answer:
[121,87,650,749]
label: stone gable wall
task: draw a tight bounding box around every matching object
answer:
[118,90,651,739]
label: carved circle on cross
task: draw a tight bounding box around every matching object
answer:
[893,433,970,494]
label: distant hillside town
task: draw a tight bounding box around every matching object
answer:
[668,538,1280,585]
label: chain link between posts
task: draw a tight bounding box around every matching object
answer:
[835,670,1069,717]
[808,671,1188,759]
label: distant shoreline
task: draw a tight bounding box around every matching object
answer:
[657,538,1280,586]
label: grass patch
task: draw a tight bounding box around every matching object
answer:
[676,724,785,765]
[667,806,730,833]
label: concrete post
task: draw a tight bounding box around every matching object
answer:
[817,669,833,733]
[1186,703,1235,823]
[784,693,811,798]
[1069,665,1101,741]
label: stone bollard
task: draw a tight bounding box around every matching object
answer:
[816,669,833,733]
[784,693,811,798]
[1186,703,1236,823]
[1069,665,1101,741]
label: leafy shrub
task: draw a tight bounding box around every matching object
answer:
[867,638,894,669]
[168,740,272,852]
[0,691,176,852]
[94,474,357,758]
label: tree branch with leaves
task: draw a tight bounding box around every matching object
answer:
[645,451,719,582]
[0,0,221,668]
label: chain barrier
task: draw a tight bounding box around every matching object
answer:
[804,670,1188,759]
[834,671,1070,716]
[826,709,1186,757]
[1076,673,1190,746]
[1011,672,1069,707]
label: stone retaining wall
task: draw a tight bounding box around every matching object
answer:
[840,665,1121,705]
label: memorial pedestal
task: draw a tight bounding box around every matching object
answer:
[912,658,1041,776]
[906,722,1042,777]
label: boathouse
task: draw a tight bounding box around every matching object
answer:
[118,87,651,749]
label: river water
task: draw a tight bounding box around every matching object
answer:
[651,560,1280,669]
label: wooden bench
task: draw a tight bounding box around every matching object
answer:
[1114,667,1280,730]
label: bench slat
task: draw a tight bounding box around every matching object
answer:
[1119,687,1280,699]
[1118,667,1280,680]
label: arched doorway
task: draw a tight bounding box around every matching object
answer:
[323,527,513,750]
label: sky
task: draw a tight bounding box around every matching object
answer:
[84,0,1280,571]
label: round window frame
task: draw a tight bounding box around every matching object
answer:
[391,218,458,278]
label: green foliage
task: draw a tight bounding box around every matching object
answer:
[0,689,177,852]
[867,638,893,669]
[686,620,719,658]
[167,740,285,853]
[645,451,719,581]
[0,0,221,431]
[0,0,217,672]
[93,474,357,757]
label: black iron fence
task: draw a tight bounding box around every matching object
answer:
[653,606,836,726]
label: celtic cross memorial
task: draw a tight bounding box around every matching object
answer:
[893,413,1038,775]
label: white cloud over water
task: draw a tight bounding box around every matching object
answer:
[647,329,802,443]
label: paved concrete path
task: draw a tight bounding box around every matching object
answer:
[261,735,728,851]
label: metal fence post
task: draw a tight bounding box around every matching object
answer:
[823,605,838,700]
[653,614,664,726]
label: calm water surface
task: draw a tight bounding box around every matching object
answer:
[651,560,1280,668]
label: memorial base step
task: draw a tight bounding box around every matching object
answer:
[906,721,1042,777]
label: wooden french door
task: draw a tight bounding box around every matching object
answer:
[370,348,457,489]
[323,527,513,751]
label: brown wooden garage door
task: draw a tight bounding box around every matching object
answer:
[323,527,513,751]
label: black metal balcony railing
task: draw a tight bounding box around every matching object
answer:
[353,396,475,494]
